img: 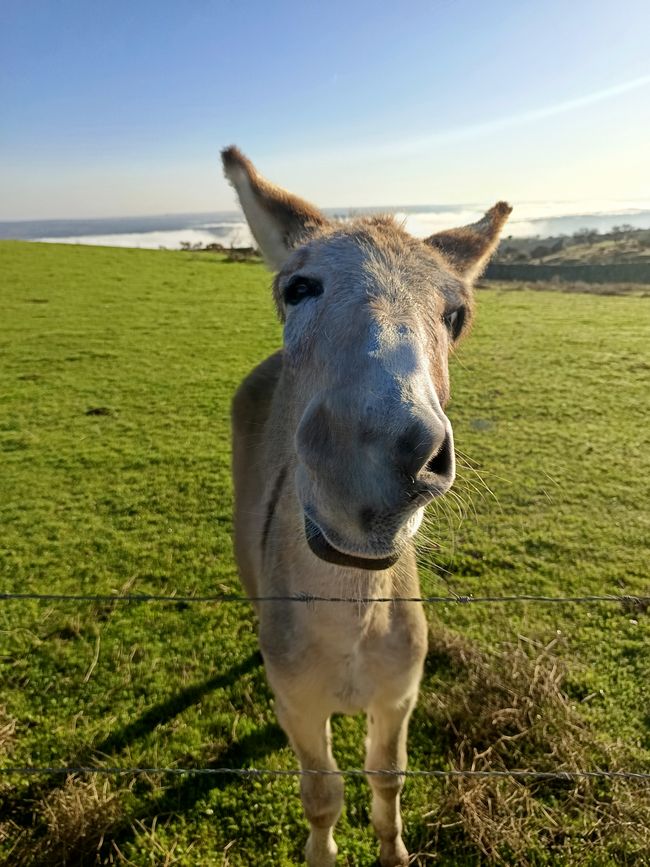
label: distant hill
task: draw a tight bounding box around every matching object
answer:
[495,225,650,265]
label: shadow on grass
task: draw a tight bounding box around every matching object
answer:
[104,719,286,856]
[3,648,291,866]
[5,650,271,822]
[96,649,264,757]
[99,645,285,859]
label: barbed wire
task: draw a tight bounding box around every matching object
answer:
[0,591,648,607]
[2,592,647,788]
[1,766,649,782]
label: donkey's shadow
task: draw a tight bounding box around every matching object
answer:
[9,650,288,856]
[102,649,287,854]
[97,649,267,757]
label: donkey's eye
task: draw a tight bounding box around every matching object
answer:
[443,305,466,342]
[284,276,323,306]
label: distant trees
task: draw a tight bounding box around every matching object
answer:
[490,224,649,266]
[572,228,599,245]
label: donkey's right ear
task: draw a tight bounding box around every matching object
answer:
[221,146,328,271]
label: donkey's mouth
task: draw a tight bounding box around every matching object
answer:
[304,517,399,571]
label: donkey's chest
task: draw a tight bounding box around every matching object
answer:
[264,610,425,716]
[288,641,386,715]
[329,647,384,714]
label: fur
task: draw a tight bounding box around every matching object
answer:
[224,147,510,866]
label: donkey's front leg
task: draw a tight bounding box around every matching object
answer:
[365,696,417,867]
[276,701,343,867]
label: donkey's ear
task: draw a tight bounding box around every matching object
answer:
[221,146,328,270]
[425,202,512,282]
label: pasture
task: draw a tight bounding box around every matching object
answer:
[0,240,648,865]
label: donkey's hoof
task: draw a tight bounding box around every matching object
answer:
[379,836,409,866]
[305,831,338,867]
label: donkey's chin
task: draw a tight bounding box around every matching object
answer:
[304,517,400,571]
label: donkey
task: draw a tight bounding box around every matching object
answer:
[224,145,511,866]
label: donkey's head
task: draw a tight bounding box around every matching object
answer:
[223,147,511,570]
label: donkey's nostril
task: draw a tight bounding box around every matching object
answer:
[396,417,448,480]
[426,432,453,478]
[396,422,431,479]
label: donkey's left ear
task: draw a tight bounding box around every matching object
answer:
[425,202,512,282]
[221,146,328,271]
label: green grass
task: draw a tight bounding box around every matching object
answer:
[0,241,648,865]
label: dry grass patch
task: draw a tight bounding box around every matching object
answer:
[0,707,16,756]
[112,816,195,866]
[481,278,650,297]
[421,630,650,865]
[0,707,18,845]
[2,776,123,867]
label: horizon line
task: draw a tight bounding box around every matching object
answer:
[3,196,650,226]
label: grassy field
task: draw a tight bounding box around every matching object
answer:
[0,241,649,866]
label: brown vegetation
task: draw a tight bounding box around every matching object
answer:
[419,629,650,865]
[479,278,650,297]
[0,777,123,867]
[0,708,16,756]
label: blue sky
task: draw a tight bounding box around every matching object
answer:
[1,0,649,219]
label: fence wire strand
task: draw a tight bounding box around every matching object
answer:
[1,766,650,782]
[2,589,647,786]
[1,592,648,606]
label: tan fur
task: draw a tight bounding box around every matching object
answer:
[425,201,513,281]
[222,146,326,270]
[224,147,510,866]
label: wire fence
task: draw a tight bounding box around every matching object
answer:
[1,766,650,782]
[2,587,648,783]
[1,591,649,607]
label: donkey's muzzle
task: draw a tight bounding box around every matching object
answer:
[305,517,400,571]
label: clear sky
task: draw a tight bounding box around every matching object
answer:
[1,0,649,219]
